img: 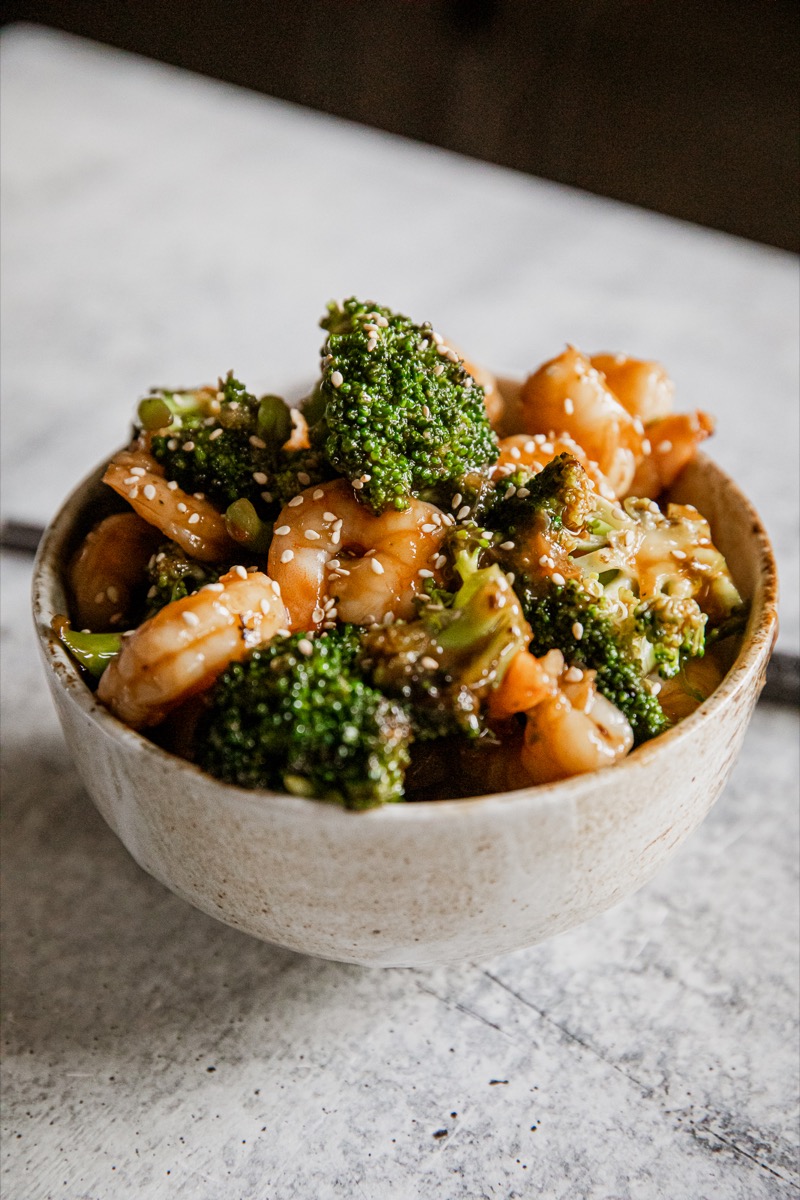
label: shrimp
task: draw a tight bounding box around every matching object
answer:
[268,479,449,632]
[487,648,633,784]
[102,447,237,562]
[519,346,644,496]
[460,355,505,429]
[98,568,287,728]
[590,353,674,425]
[69,512,162,630]
[627,411,714,499]
[492,432,617,499]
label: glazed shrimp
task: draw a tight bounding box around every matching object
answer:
[98,568,288,728]
[69,512,162,630]
[627,411,714,498]
[460,356,504,429]
[519,346,644,496]
[492,432,617,499]
[590,353,674,425]
[103,448,237,562]
[268,479,449,632]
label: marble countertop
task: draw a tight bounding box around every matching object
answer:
[2,25,798,1200]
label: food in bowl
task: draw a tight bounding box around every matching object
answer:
[53,298,746,808]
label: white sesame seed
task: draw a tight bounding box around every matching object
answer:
[166,480,179,490]
[261,492,274,503]
[641,439,652,455]
[367,338,378,352]
[297,638,314,656]
[233,565,248,579]
[177,502,187,513]
[271,580,281,594]
[280,549,295,563]
[505,484,517,498]
[433,363,445,376]
[249,435,266,449]
[167,439,179,451]
[288,495,304,507]
[434,554,447,569]
[123,476,138,485]
[143,483,157,501]
[322,511,337,522]
[420,656,439,671]
[327,559,341,570]
[431,331,443,345]
[523,440,536,453]
[106,586,119,603]
[499,540,515,551]
[331,531,341,545]
[422,405,431,419]
[253,471,268,485]
[564,397,575,415]
[260,599,272,615]
[658,440,673,453]
[451,493,463,511]
[506,572,515,585]
[370,558,385,575]
[418,568,434,578]
[275,525,290,536]
[203,582,225,592]
[129,467,146,477]
[276,628,291,638]
[209,427,224,440]
[352,479,363,490]
[182,441,195,452]
[456,505,471,520]
[551,571,566,586]
[128,488,139,500]
[297,472,311,486]
[510,446,521,460]
[304,529,321,541]
[651,680,662,694]
[421,523,437,534]
[94,591,105,604]
[516,488,530,499]
[336,566,350,575]
[312,607,325,623]
[182,611,200,627]
[331,371,344,388]
[565,666,583,682]
[572,621,584,640]
[672,549,687,560]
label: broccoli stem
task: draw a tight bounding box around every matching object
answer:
[53,617,122,678]
[225,499,273,553]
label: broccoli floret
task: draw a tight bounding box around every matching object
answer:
[146,375,295,513]
[360,528,530,739]
[53,618,121,679]
[634,594,706,679]
[144,542,223,618]
[196,628,412,808]
[308,298,499,514]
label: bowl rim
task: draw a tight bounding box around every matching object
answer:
[32,449,779,823]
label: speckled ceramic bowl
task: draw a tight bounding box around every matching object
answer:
[32,453,777,967]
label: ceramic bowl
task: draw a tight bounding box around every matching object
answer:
[32,454,777,967]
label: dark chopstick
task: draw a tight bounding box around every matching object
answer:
[2,518,797,707]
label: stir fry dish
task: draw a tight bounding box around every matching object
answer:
[54,299,746,806]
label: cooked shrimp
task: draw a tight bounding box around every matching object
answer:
[103,447,237,562]
[268,479,449,632]
[627,411,714,498]
[656,652,725,724]
[519,654,634,784]
[69,512,162,630]
[98,568,287,728]
[492,433,617,499]
[519,346,644,496]
[487,646,557,720]
[460,355,505,429]
[591,353,674,425]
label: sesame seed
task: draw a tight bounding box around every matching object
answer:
[182,611,200,627]
[421,523,437,534]
[297,472,311,486]
[297,638,314,656]
[432,332,443,345]
[130,467,146,477]
[420,656,439,671]
[233,565,248,579]
[271,580,281,594]
[418,568,434,578]
[551,571,566,586]
[275,525,291,536]
[565,666,583,682]
[313,489,325,500]
[333,518,343,530]
[352,479,363,490]
[456,505,471,520]
[312,607,325,623]
[128,488,139,500]
[209,427,224,440]
[505,484,517,499]
[506,572,515,585]
[446,349,459,362]
[123,476,138,486]
[182,441,195,452]
[499,540,515,550]
[510,446,521,460]
[434,554,447,569]
[651,680,662,694]
[433,363,445,377]
[322,621,337,631]
[203,582,225,592]
[331,531,341,545]
[143,484,157,501]
[261,492,274,503]
[572,621,584,640]
[276,628,291,638]
[641,439,652,455]
[106,586,119,603]
[249,435,267,449]
[422,405,431,419]
[167,439,179,451]
[323,511,337,522]
[177,502,188,513]
[166,480,179,490]
[288,495,304,507]
[523,440,536,453]
[253,471,268,485]
[658,440,673,453]
[260,599,272,615]
[94,591,105,605]
[327,559,341,570]
[336,566,350,575]
[304,529,321,541]
[367,338,377,352]
[370,558,385,575]
[516,488,530,499]
[672,549,687,560]
[451,493,463,511]
[280,549,295,564]
[331,371,344,388]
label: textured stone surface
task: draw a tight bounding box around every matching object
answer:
[1,25,798,1200]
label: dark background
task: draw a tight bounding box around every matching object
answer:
[4,0,798,252]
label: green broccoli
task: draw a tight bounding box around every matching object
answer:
[196,628,412,808]
[145,375,295,513]
[360,528,530,739]
[308,298,499,514]
[144,542,223,619]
